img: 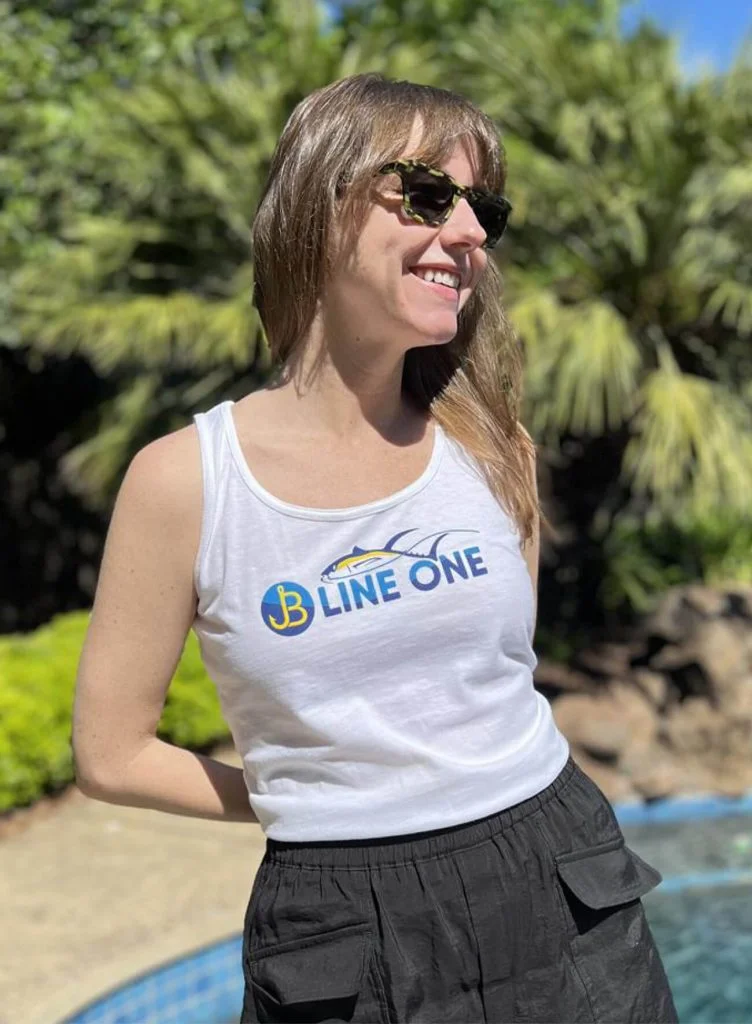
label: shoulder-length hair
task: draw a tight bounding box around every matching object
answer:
[251,72,541,547]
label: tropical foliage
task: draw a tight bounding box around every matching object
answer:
[442,3,752,637]
[452,10,752,512]
[2,0,752,646]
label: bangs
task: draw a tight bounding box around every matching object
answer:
[399,112,503,193]
[362,98,503,192]
[334,83,505,253]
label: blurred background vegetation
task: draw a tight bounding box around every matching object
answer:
[2,0,752,807]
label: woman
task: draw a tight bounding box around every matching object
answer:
[73,72,677,1023]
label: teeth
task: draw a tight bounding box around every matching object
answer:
[414,268,460,289]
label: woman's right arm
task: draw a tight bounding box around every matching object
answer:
[72,427,259,824]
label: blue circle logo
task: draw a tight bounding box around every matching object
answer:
[260,581,315,636]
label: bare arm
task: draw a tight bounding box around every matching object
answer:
[72,427,258,824]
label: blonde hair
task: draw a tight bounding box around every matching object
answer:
[251,72,541,546]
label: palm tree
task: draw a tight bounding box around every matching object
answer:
[443,7,752,624]
[9,0,439,507]
[8,0,752,638]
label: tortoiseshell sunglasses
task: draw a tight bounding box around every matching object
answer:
[378,159,512,249]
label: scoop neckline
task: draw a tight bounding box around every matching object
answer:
[219,400,445,521]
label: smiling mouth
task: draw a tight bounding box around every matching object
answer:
[409,267,461,301]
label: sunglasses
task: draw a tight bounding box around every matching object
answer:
[378,159,512,250]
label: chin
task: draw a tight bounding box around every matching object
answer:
[411,319,459,347]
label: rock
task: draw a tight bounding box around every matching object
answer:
[571,750,640,803]
[726,587,752,621]
[573,643,635,681]
[693,620,752,709]
[712,764,752,797]
[645,587,706,644]
[554,683,659,762]
[534,659,594,699]
[548,583,752,803]
[683,583,734,619]
[649,619,752,708]
[644,583,746,643]
[553,693,631,759]
[733,676,752,716]
[619,748,697,800]
[609,681,659,750]
[632,669,668,709]
[662,698,727,756]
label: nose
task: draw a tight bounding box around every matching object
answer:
[440,196,487,251]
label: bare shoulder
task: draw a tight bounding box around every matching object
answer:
[128,419,203,489]
[98,417,206,620]
[117,422,203,560]
[91,416,207,644]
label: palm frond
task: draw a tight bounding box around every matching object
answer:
[28,291,260,372]
[59,375,162,506]
[703,280,752,337]
[624,342,752,515]
[511,292,640,436]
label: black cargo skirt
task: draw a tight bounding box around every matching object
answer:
[239,757,678,1023]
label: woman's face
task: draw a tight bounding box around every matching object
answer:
[326,127,490,354]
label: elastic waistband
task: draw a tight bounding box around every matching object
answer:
[264,756,577,870]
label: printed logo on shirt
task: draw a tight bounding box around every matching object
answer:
[260,581,316,636]
[260,527,487,636]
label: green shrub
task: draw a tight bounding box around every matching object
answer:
[0,611,229,813]
[600,508,752,616]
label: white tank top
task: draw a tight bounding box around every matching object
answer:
[191,399,569,840]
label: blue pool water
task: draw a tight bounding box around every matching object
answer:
[63,800,752,1024]
[621,812,752,1023]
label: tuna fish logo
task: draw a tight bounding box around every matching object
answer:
[320,527,479,583]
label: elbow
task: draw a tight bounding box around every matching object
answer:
[73,762,110,799]
[72,734,153,798]
[72,744,119,798]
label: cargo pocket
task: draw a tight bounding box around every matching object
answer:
[245,920,389,1024]
[553,837,677,1022]
[556,835,662,916]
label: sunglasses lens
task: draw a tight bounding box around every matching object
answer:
[393,164,510,248]
[470,195,510,248]
[404,169,455,221]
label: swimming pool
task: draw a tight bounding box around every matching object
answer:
[620,807,752,1023]
[62,797,752,1024]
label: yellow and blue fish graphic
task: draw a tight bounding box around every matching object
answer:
[320,527,479,583]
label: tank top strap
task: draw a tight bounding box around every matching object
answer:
[192,400,233,593]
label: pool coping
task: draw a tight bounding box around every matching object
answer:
[614,791,752,895]
[32,789,752,1024]
[614,791,752,825]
